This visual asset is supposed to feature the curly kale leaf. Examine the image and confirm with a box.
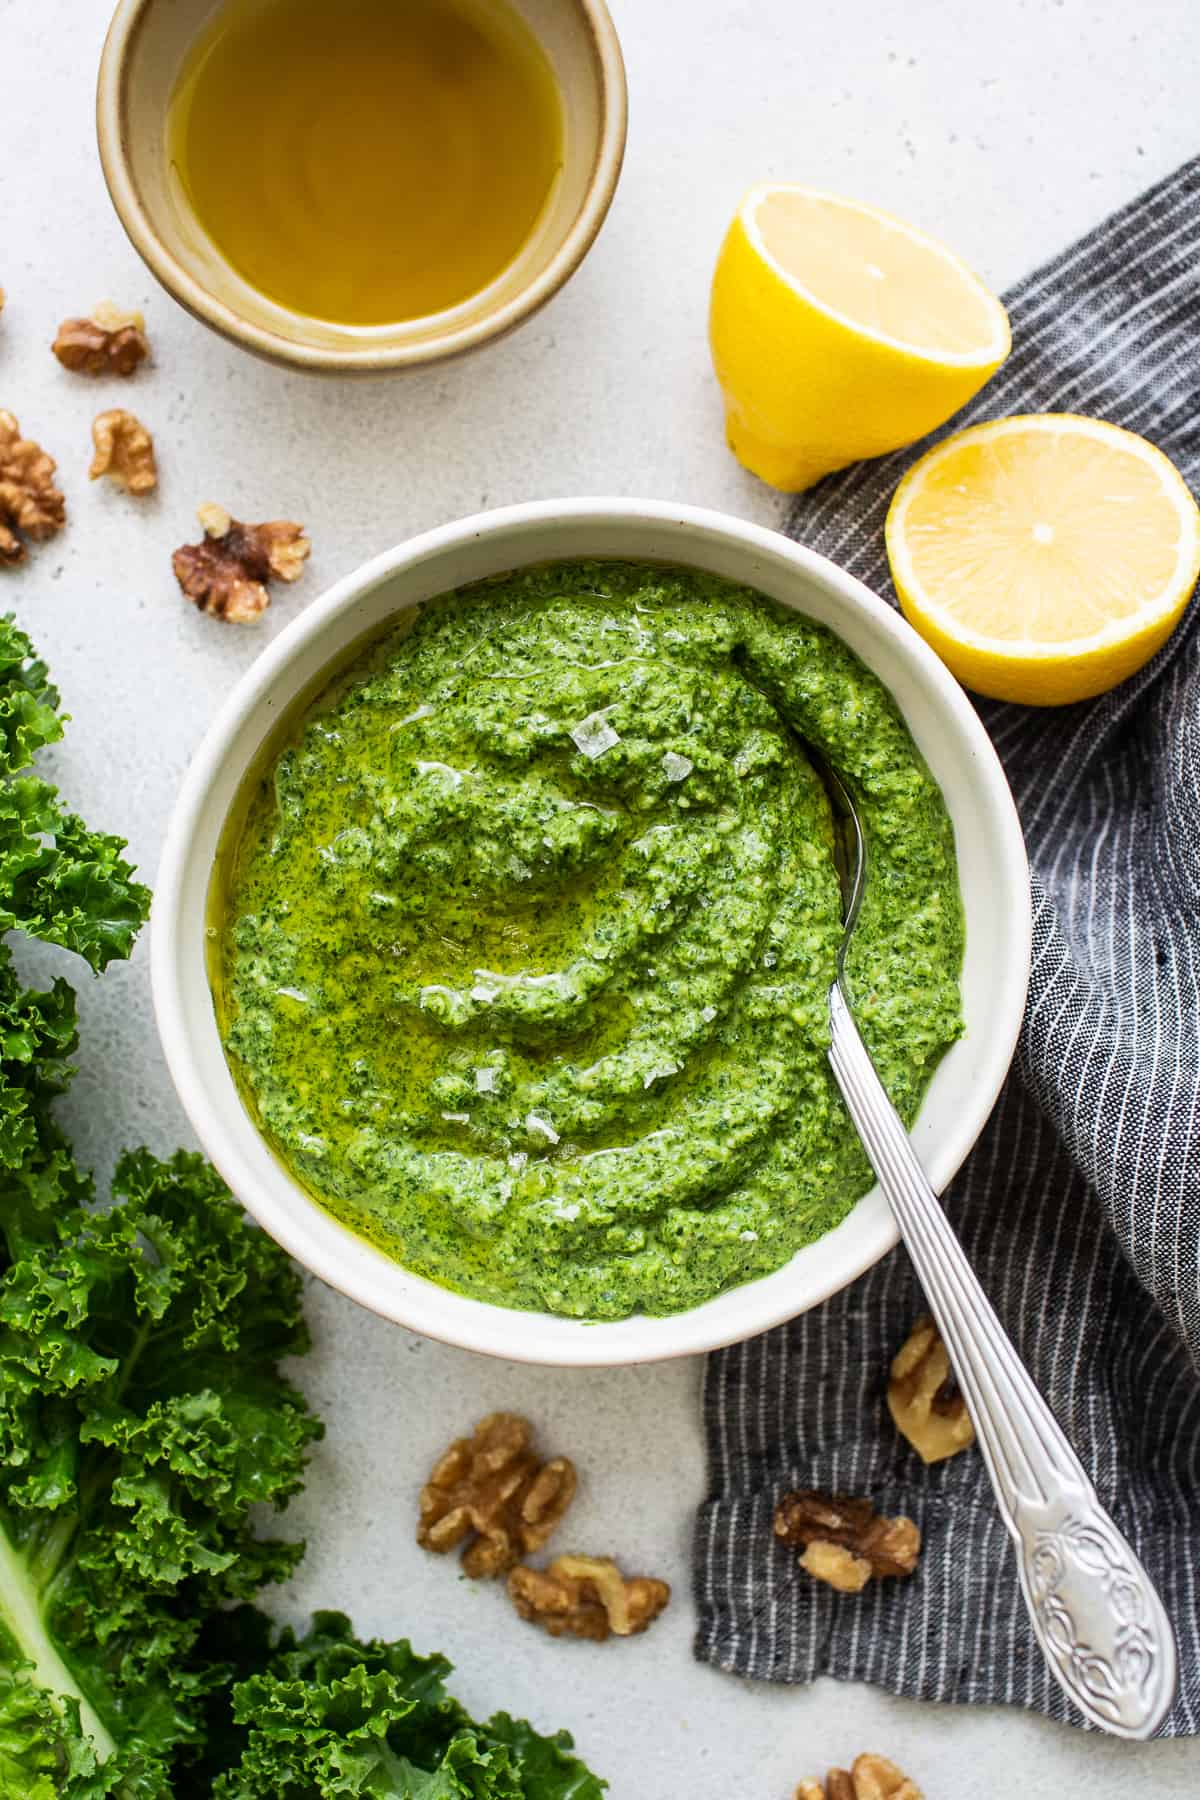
[0,615,601,1798]
[0,949,87,1225]
[0,1151,324,1797]
[0,612,151,1267]
[182,1611,605,1800]
[0,617,149,973]
[480,1717,606,1800]
[0,621,64,776]
[0,778,150,972]
[0,622,146,1219]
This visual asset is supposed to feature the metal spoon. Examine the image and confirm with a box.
[810,750,1177,1740]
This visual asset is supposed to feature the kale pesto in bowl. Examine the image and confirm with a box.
[154,500,1030,1364]
[215,560,963,1321]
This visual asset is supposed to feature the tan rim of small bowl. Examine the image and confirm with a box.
[96,0,627,373]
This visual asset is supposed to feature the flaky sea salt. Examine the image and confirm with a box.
[569,711,620,759]
[662,751,694,783]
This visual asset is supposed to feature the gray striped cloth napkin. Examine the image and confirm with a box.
[694,155,1200,1735]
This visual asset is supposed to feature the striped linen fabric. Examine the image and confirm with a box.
[694,155,1200,1734]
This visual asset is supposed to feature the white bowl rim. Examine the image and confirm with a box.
[151,497,1032,1366]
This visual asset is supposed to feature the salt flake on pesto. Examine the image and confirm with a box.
[569,709,620,759]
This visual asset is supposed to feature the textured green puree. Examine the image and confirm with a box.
[218,562,963,1319]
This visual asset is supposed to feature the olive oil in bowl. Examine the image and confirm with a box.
[167,0,564,327]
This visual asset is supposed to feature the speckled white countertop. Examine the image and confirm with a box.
[2,1,1198,1793]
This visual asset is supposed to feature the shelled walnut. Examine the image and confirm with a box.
[172,503,310,623]
[417,1411,576,1578]
[0,411,65,565]
[90,410,157,496]
[774,1490,920,1592]
[52,302,150,376]
[888,1315,974,1464]
[795,1540,874,1594]
[795,1753,923,1800]
[508,1554,670,1641]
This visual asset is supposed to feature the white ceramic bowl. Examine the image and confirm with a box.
[152,499,1031,1365]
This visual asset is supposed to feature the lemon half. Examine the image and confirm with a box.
[886,414,1200,706]
[709,185,1011,492]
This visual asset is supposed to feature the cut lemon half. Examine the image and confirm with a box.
[886,414,1200,706]
[709,185,1010,491]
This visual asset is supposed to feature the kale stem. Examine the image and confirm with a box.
[0,1511,117,1763]
[112,1314,152,1404]
[27,1511,78,1592]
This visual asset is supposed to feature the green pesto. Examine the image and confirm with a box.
[218,561,963,1319]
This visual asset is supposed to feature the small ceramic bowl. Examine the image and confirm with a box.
[152,500,1032,1366]
[97,0,627,372]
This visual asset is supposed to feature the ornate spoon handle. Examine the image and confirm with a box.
[828,983,1177,1739]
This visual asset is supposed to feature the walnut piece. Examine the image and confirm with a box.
[90,410,157,496]
[888,1314,975,1464]
[417,1411,576,1579]
[798,1540,872,1593]
[52,302,149,376]
[172,503,310,624]
[508,1554,670,1641]
[775,1490,920,1588]
[0,411,65,566]
[796,1754,923,1800]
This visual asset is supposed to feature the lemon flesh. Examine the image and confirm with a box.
[886,414,1200,706]
[709,185,1010,492]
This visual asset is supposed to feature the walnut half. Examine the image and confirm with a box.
[172,503,310,623]
[53,302,150,376]
[0,411,65,566]
[90,410,157,496]
[775,1489,920,1592]
[417,1411,576,1579]
[888,1315,974,1464]
[796,1754,923,1800]
[508,1554,670,1641]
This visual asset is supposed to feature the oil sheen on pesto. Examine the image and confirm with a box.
[219,562,964,1319]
